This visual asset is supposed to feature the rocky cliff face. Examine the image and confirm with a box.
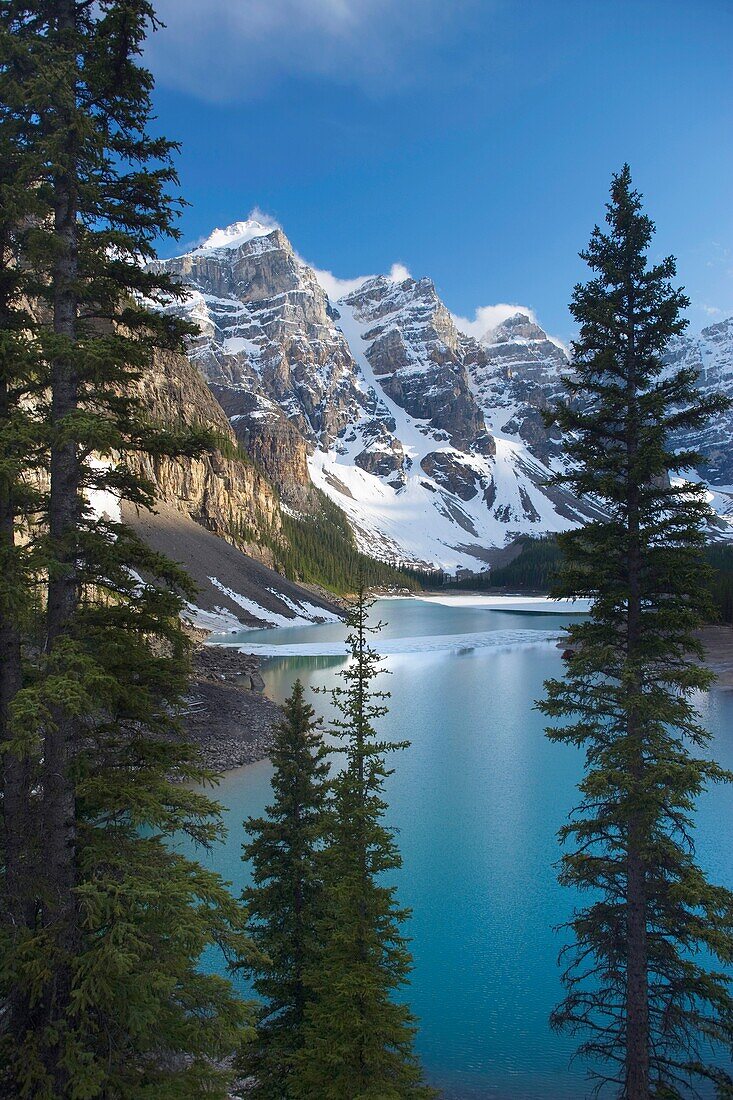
[131,346,282,565]
[341,275,492,453]
[150,218,733,571]
[208,383,313,507]
[467,312,569,464]
[153,221,364,449]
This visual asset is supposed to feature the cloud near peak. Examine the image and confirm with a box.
[312,262,411,300]
[147,0,468,102]
[451,303,538,340]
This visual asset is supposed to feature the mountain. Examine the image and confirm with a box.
[152,220,600,570]
[469,312,569,464]
[150,218,732,572]
[664,317,733,483]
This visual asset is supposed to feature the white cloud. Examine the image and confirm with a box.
[701,303,723,317]
[387,262,412,283]
[147,0,474,102]
[311,261,412,300]
[237,206,281,232]
[311,269,373,300]
[451,303,537,340]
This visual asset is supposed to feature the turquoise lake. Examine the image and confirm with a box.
[193,596,733,1099]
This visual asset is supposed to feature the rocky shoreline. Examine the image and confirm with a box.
[697,625,733,688]
[181,644,283,772]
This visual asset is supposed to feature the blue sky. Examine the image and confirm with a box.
[147,0,733,343]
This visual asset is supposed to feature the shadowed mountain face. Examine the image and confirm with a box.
[664,317,733,483]
[150,219,732,571]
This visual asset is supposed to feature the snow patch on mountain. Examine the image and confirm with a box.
[208,577,340,630]
[195,213,280,254]
[308,300,594,571]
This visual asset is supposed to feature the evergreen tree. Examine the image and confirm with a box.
[0,18,48,1045]
[0,4,254,1096]
[538,166,733,1098]
[240,679,330,1097]
[294,590,435,1099]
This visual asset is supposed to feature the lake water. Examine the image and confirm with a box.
[193,596,733,1099]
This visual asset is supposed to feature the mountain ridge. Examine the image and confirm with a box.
[151,219,733,572]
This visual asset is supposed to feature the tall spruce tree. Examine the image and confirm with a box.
[0,18,48,1042]
[0,5,254,1097]
[539,166,733,1098]
[294,591,435,1100]
[241,679,330,1097]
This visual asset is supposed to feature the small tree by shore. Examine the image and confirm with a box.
[240,679,330,1097]
[294,590,436,1100]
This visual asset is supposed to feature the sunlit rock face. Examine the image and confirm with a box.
[341,274,493,454]
[131,346,283,565]
[465,312,570,465]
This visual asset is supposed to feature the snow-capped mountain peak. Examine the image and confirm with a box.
[482,312,550,345]
[195,217,280,254]
[152,218,733,570]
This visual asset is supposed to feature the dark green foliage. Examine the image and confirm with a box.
[705,543,733,624]
[0,4,253,1096]
[447,535,562,591]
[0,7,50,1046]
[231,486,440,595]
[294,591,435,1099]
[490,536,562,590]
[449,537,733,625]
[279,490,417,592]
[240,680,330,1098]
[538,166,733,1098]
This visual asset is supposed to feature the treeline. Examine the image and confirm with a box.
[705,543,733,624]
[277,491,442,593]
[448,536,562,592]
[232,486,441,595]
[449,535,733,624]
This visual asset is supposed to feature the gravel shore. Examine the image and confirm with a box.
[181,645,282,772]
[698,625,733,689]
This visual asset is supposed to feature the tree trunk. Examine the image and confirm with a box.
[0,463,28,907]
[0,174,36,1036]
[44,203,80,901]
[626,568,650,1100]
[0,372,35,1028]
[626,814,649,1100]
[624,307,649,1100]
[41,8,81,1085]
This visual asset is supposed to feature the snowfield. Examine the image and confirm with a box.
[308,302,585,572]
